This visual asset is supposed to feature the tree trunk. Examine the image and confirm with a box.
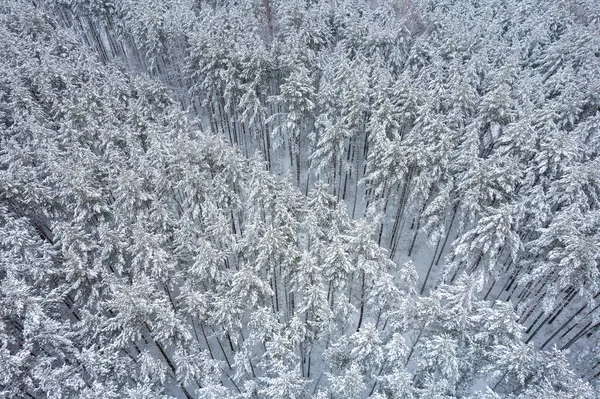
[408,199,429,257]
[263,0,273,36]
[435,203,458,266]
[420,237,441,295]
[356,271,366,331]
[296,133,301,188]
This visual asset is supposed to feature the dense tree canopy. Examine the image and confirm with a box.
[2,0,600,397]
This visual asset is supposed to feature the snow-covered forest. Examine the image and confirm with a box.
[1,0,600,397]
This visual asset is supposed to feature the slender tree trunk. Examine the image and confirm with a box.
[493,370,510,391]
[420,237,441,295]
[435,203,458,266]
[263,0,273,36]
[356,271,366,331]
[145,322,194,399]
[352,135,361,218]
[215,335,232,369]
[377,186,392,246]
[296,133,301,188]
[209,99,219,134]
[273,263,280,313]
[408,200,429,257]
[217,100,231,143]
[562,321,594,350]
[405,325,425,367]
[483,279,497,301]
[263,110,272,171]
[527,288,577,344]
[342,141,353,201]
[197,320,214,360]
[389,185,406,249]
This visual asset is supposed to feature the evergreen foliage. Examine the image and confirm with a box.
[2,0,600,397]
